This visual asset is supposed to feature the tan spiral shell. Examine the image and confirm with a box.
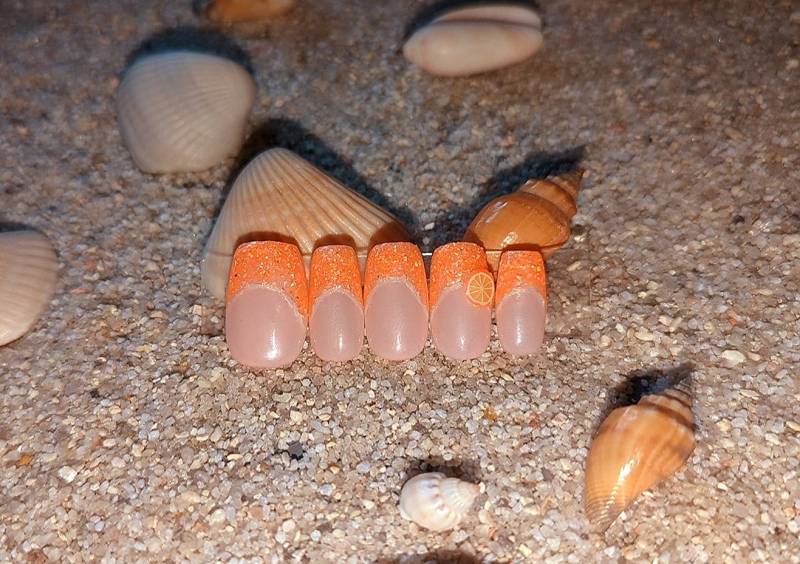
[0,230,59,346]
[398,472,482,532]
[465,170,583,271]
[201,148,410,299]
[116,51,256,173]
[584,380,695,531]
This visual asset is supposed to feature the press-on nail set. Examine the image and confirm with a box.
[201,148,582,368]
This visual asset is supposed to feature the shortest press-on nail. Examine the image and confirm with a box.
[495,250,547,356]
[364,242,429,361]
[429,242,493,360]
[309,245,364,362]
[225,241,308,368]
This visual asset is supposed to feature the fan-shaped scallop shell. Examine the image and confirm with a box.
[116,51,256,173]
[403,4,544,77]
[201,148,410,299]
[0,231,58,346]
[584,380,695,531]
[398,472,481,532]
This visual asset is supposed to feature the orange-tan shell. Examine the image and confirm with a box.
[204,0,295,23]
[201,148,410,299]
[584,380,695,531]
[465,170,583,271]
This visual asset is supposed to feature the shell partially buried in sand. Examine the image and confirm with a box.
[403,4,544,77]
[116,51,256,173]
[201,148,410,299]
[0,230,59,346]
[584,380,696,531]
[399,472,482,532]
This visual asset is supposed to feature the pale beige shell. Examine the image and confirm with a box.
[403,4,543,77]
[465,170,583,271]
[398,472,482,532]
[584,380,695,531]
[0,231,58,346]
[201,148,410,299]
[205,0,296,23]
[117,51,256,173]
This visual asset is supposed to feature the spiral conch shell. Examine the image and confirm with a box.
[398,472,482,532]
[403,4,544,77]
[0,230,58,346]
[465,170,583,271]
[116,51,256,173]
[584,380,695,531]
[201,148,410,299]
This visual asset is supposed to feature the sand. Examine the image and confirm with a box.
[1,0,799,561]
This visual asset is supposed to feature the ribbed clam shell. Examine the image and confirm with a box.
[117,51,256,173]
[0,231,58,346]
[584,380,695,531]
[403,4,543,77]
[398,472,481,532]
[201,148,410,299]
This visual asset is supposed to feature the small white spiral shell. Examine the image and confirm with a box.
[398,472,481,532]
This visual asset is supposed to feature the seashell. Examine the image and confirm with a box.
[584,380,695,531]
[117,51,256,173]
[202,148,410,299]
[465,170,583,271]
[403,4,544,77]
[398,472,482,532]
[204,0,296,23]
[0,230,59,346]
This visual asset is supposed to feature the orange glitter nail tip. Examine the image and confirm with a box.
[363,242,428,306]
[495,250,546,306]
[429,242,492,308]
[309,245,362,306]
[226,241,309,318]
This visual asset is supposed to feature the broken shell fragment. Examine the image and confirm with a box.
[403,4,543,77]
[204,0,296,23]
[399,472,482,532]
[466,170,583,271]
[584,380,695,531]
[202,148,410,299]
[117,51,256,173]
[0,230,58,346]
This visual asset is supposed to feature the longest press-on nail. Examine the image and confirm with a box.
[495,250,546,356]
[225,241,308,368]
[309,245,364,362]
[364,243,428,361]
[429,242,493,360]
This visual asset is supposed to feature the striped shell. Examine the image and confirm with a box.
[398,472,481,532]
[117,51,256,173]
[465,170,583,271]
[201,148,410,299]
[584,380,695,531]
[403,4,543,77]
[0,231,58,346]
